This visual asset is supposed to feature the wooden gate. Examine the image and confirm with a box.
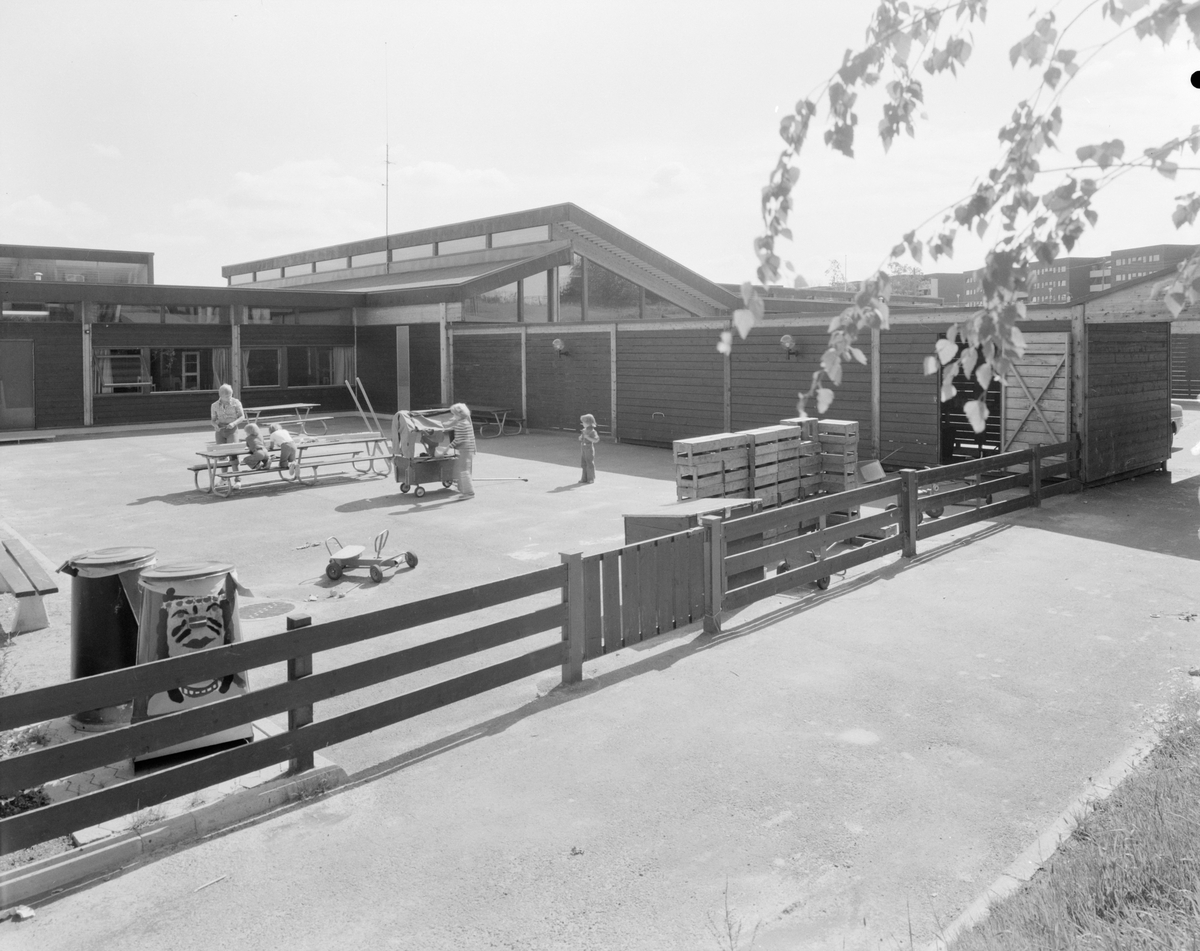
[1002,330,1071,452]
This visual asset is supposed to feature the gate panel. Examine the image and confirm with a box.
[1003,331,1070,451]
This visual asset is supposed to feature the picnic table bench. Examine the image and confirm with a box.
[417,405,525,438]
[0,537,58,633]
[190,432,392,498]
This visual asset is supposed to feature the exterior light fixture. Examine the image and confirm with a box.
[780,334,798,359]
[552,338,569,357]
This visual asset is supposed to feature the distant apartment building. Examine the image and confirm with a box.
[963,269,983,306]
[1025,257,1101,305]
[1111,244,1196,286]
[917,272,965,305]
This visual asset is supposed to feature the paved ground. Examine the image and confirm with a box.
[2,413,1199,949]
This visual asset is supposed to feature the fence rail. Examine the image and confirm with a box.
[0,436,1079,856]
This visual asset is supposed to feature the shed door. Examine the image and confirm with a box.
[1002,331,1070,451]
[0,339,34,431]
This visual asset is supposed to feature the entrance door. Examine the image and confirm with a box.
[1001,331,1070,452]
[938,340,1002,464]
[0,340,34,431]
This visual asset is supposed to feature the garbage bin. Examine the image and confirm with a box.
[131,561,253,762]
[58,546,157,730]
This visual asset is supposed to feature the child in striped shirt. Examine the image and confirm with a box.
[449,403,476,498]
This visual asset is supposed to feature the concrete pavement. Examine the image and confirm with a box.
[2,413,1199,949]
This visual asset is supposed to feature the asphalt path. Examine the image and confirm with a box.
[2,412,1199,949]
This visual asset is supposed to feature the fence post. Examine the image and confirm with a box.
[286,613,314,775]
[899,469,919,559]
[560,552,585,685]
[1030,445,1042,507]
[701,515,725,634]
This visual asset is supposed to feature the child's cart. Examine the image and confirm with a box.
[391,409,458,498]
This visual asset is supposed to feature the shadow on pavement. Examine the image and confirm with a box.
[475,431,675,482]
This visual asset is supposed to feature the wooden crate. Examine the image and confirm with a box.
[821,451,859,470]
[817,419,859,437]
[743,424,804,444]
[673,432,745,462]
[777,479,800,503]
[780,417,820,440]
[817,432,858,449]
[798,439,820,456]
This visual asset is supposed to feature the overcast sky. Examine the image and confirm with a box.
[1,0,1195,288]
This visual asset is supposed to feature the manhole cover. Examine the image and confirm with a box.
[238,600,295,620]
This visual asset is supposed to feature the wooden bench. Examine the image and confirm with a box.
[190,451,366,497]
[191,433,391,497]
[251,414,335,436]
[0,538,59,634]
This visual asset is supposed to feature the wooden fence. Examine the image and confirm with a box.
[0,566,570,855]
[709,437,1080,620]
[0,436,1079,855]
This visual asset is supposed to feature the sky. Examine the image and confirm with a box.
[1,0,1197,289]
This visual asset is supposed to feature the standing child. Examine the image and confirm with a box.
[448,403,476,498]
[242,422,269,471]
[579,414,599,484]
[268,423,298,476]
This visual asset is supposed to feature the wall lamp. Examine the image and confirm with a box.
[780,334,798,359]
[552,338,570,357]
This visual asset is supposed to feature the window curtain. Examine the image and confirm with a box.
[94,349,114,395]
[212,348,230,387]
[331,347,354,385]
[139,350,150,389]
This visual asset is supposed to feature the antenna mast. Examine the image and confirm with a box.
[384,43,390,272]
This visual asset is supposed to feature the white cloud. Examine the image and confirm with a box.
[90,143,122,159]
[0,194,109,244]
[643,162,702,201]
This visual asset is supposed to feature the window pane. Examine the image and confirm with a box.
[522,272,549,322]
[1,300,76,322]
[463,282,518,321]
[286,346,354,385]
[230,271,255,285]
[94,348,149,394]
[87,303,162,323]
[438,235,486,255]
[246,307,296,324]
[164,305,226,324]
[491,226,550,248]
[243,349,279,387]
[352,250,387,268]
[315,257,346,273]
[557,254,583,322]
[586,261,641,321]
[391,244,434,262]
[644,291,691,320]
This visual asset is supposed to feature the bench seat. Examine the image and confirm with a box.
[191,447,388,497]
[0,538,59,634]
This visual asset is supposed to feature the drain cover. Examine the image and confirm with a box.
[238,600,295,620]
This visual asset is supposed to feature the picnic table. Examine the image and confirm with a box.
[243,402,331,435]
[417,404,523,438]
[0,537,58,633]
[192,432,392,498]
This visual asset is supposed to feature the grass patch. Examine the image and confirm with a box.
[950,692,1200,950]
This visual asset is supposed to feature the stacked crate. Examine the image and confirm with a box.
[741,424,804,506]
[780,417,834,498]
[817,419,860,493]
[673,433,751,501]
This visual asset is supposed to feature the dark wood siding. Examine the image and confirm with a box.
[730,326,871,436]
[355,326,398,414]
[90,324,232,425]
[451,332,523,411]
[239,325,357,412]
[616,328,723,446]
[879,326,938,468]
[1171,332,1200,400]
[1084,322,1171,483]
[526,331,611,432]
[0,322,84,429]
[409,324,442,410]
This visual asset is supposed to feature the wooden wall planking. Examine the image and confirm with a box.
[878,326,938,467]
[451,333,523,410]
[408,324,443,409]
[355,325,399,414]
[616,329,724,445]
[526,330,612,431]
[1084,322,1171,482]
[1,323,85,429]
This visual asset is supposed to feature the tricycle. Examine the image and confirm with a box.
[324,530,417,583]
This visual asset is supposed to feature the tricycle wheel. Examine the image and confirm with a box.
[442,480,453,488]
[369,566,384,584]
[817,575,831,590]
[414,486,426,498]
[326,563,342,581]
[399,484,410,493]
[405,551,418,569]
[927,506,944,519]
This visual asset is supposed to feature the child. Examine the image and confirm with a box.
[242,422,269,471]
[579,414,599,484]
[268,423,298,475]
[448,403,476,498]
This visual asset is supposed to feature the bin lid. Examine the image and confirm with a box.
[61,546,157,576]
[139,561,234,585]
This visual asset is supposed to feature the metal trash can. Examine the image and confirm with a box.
[58,546,157,731]
[131,561,253,762]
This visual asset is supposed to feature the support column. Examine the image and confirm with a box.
[610,325,617,438]
[1070,303,1087,483]
[547,268,559,323]
[722,320,732,433]
[871,325,881,459]
[581,258,589,322]
[396,325,411,411]
[80,301,93,426]
[516,279,524,323]
[230,309,243,397]
[439,304,450,405]
[520,326,528,424]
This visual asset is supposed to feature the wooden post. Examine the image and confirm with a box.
[560,552,585,684]
[899,469,919,558]
[1030,445,1042,507]
[286,613,314,774]
[870,325,881,459]
[723,327,732,434]
[701,515,725,634]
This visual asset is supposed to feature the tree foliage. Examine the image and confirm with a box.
[739,0,1200,428]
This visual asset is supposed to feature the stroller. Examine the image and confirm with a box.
[391,409,458,498]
